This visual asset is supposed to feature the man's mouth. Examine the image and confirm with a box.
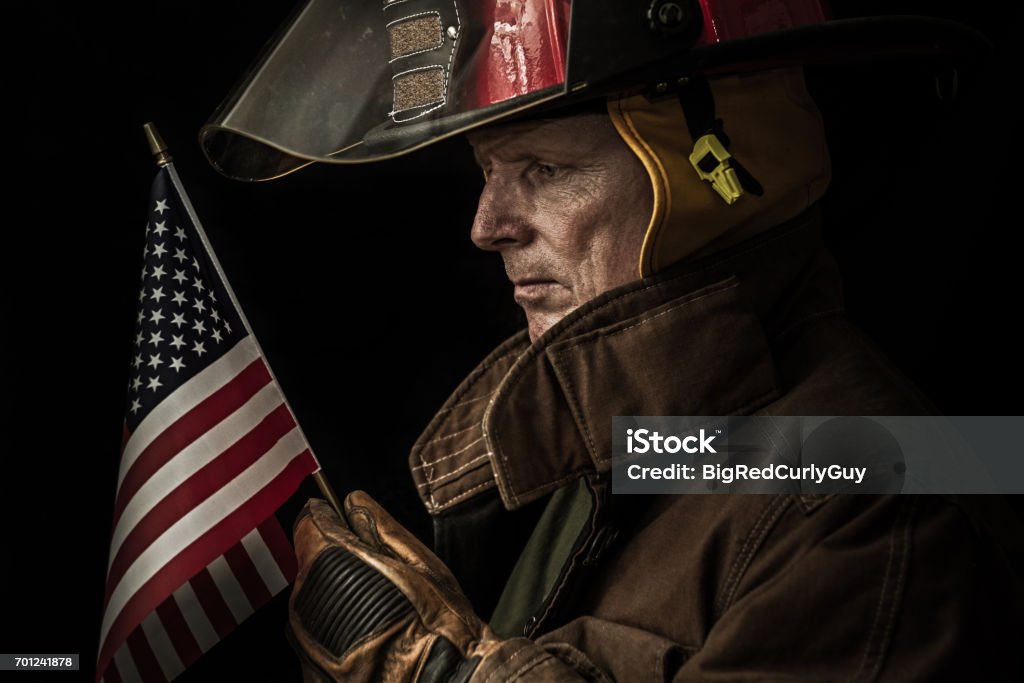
[512,278,560,304]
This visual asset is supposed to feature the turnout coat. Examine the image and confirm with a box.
[407,207,1022,681]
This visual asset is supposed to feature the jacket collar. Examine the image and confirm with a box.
[410,206,839,513]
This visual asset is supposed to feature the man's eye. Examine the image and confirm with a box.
[533,162,559,178]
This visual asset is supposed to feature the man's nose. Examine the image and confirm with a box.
[470,177,531,252]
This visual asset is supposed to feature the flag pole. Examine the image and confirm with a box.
[143,122,173,167]
[141,122,345,518]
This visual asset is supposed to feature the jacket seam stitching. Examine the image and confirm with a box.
[415,442,486,471]
[422,424,480,445]
[508,654,554,679]
[715,495,793,618]
[417,452,490,487]
[481,648,551,683]
[541,642,614,683]
[796,492,835,514]
[853,496,916,682]
[432,394,490,415]
[413,436,485,470]
[490,426,517,506]
[431,478,496,511]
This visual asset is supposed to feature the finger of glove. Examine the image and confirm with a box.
[344,491,460,584]
[294,498,361,576]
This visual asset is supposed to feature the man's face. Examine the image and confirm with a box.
[468,113,653,341]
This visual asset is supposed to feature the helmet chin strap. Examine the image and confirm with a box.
[676,75,764,205]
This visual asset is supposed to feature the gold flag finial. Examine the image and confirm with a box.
[143,122,173,167]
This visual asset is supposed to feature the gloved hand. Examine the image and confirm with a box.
[287,494,523,682]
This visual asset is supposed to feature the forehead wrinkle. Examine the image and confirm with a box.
[468,115,610,166]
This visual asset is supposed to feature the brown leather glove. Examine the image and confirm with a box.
[288,494,558,682]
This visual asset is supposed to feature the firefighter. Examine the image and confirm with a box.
[202,2,1019,679]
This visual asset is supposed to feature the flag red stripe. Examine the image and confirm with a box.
[156,594,203,667]
[188,569,237,640]
[104,404,295,603]
[97,451,317,678]
[258,515,297,582]
[126,627,167,683]
[113,359,271,525]
[224,543,273,609]
[103,659,123,683]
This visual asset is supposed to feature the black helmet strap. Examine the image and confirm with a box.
[676,75,764,199]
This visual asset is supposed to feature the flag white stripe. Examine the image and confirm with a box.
[113,642,142,683]
[100,427,307,648]
[118,337,261,487]
[108,382,286,567]
[172,582,219,653]
[140,612,185,681]
[241,528,289,595]
[208,556,255,623]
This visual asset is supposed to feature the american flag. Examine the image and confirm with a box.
[96,165,320,683]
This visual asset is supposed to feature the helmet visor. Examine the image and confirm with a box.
[201,0,571,180]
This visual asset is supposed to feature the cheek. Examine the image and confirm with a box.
[576,184,649,293]
[581,228,638,295]
[537,203,627,301]
[530,190,596,255]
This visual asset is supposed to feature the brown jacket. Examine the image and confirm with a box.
[408,207,1023,681]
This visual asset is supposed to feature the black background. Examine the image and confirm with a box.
[4,1,1022,681]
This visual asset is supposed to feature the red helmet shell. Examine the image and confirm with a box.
[469,0,828,109]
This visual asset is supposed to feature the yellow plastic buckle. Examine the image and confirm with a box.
[689,133,744,205]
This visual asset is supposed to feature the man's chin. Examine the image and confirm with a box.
[527,321,546,343]
[525,309,570,343]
